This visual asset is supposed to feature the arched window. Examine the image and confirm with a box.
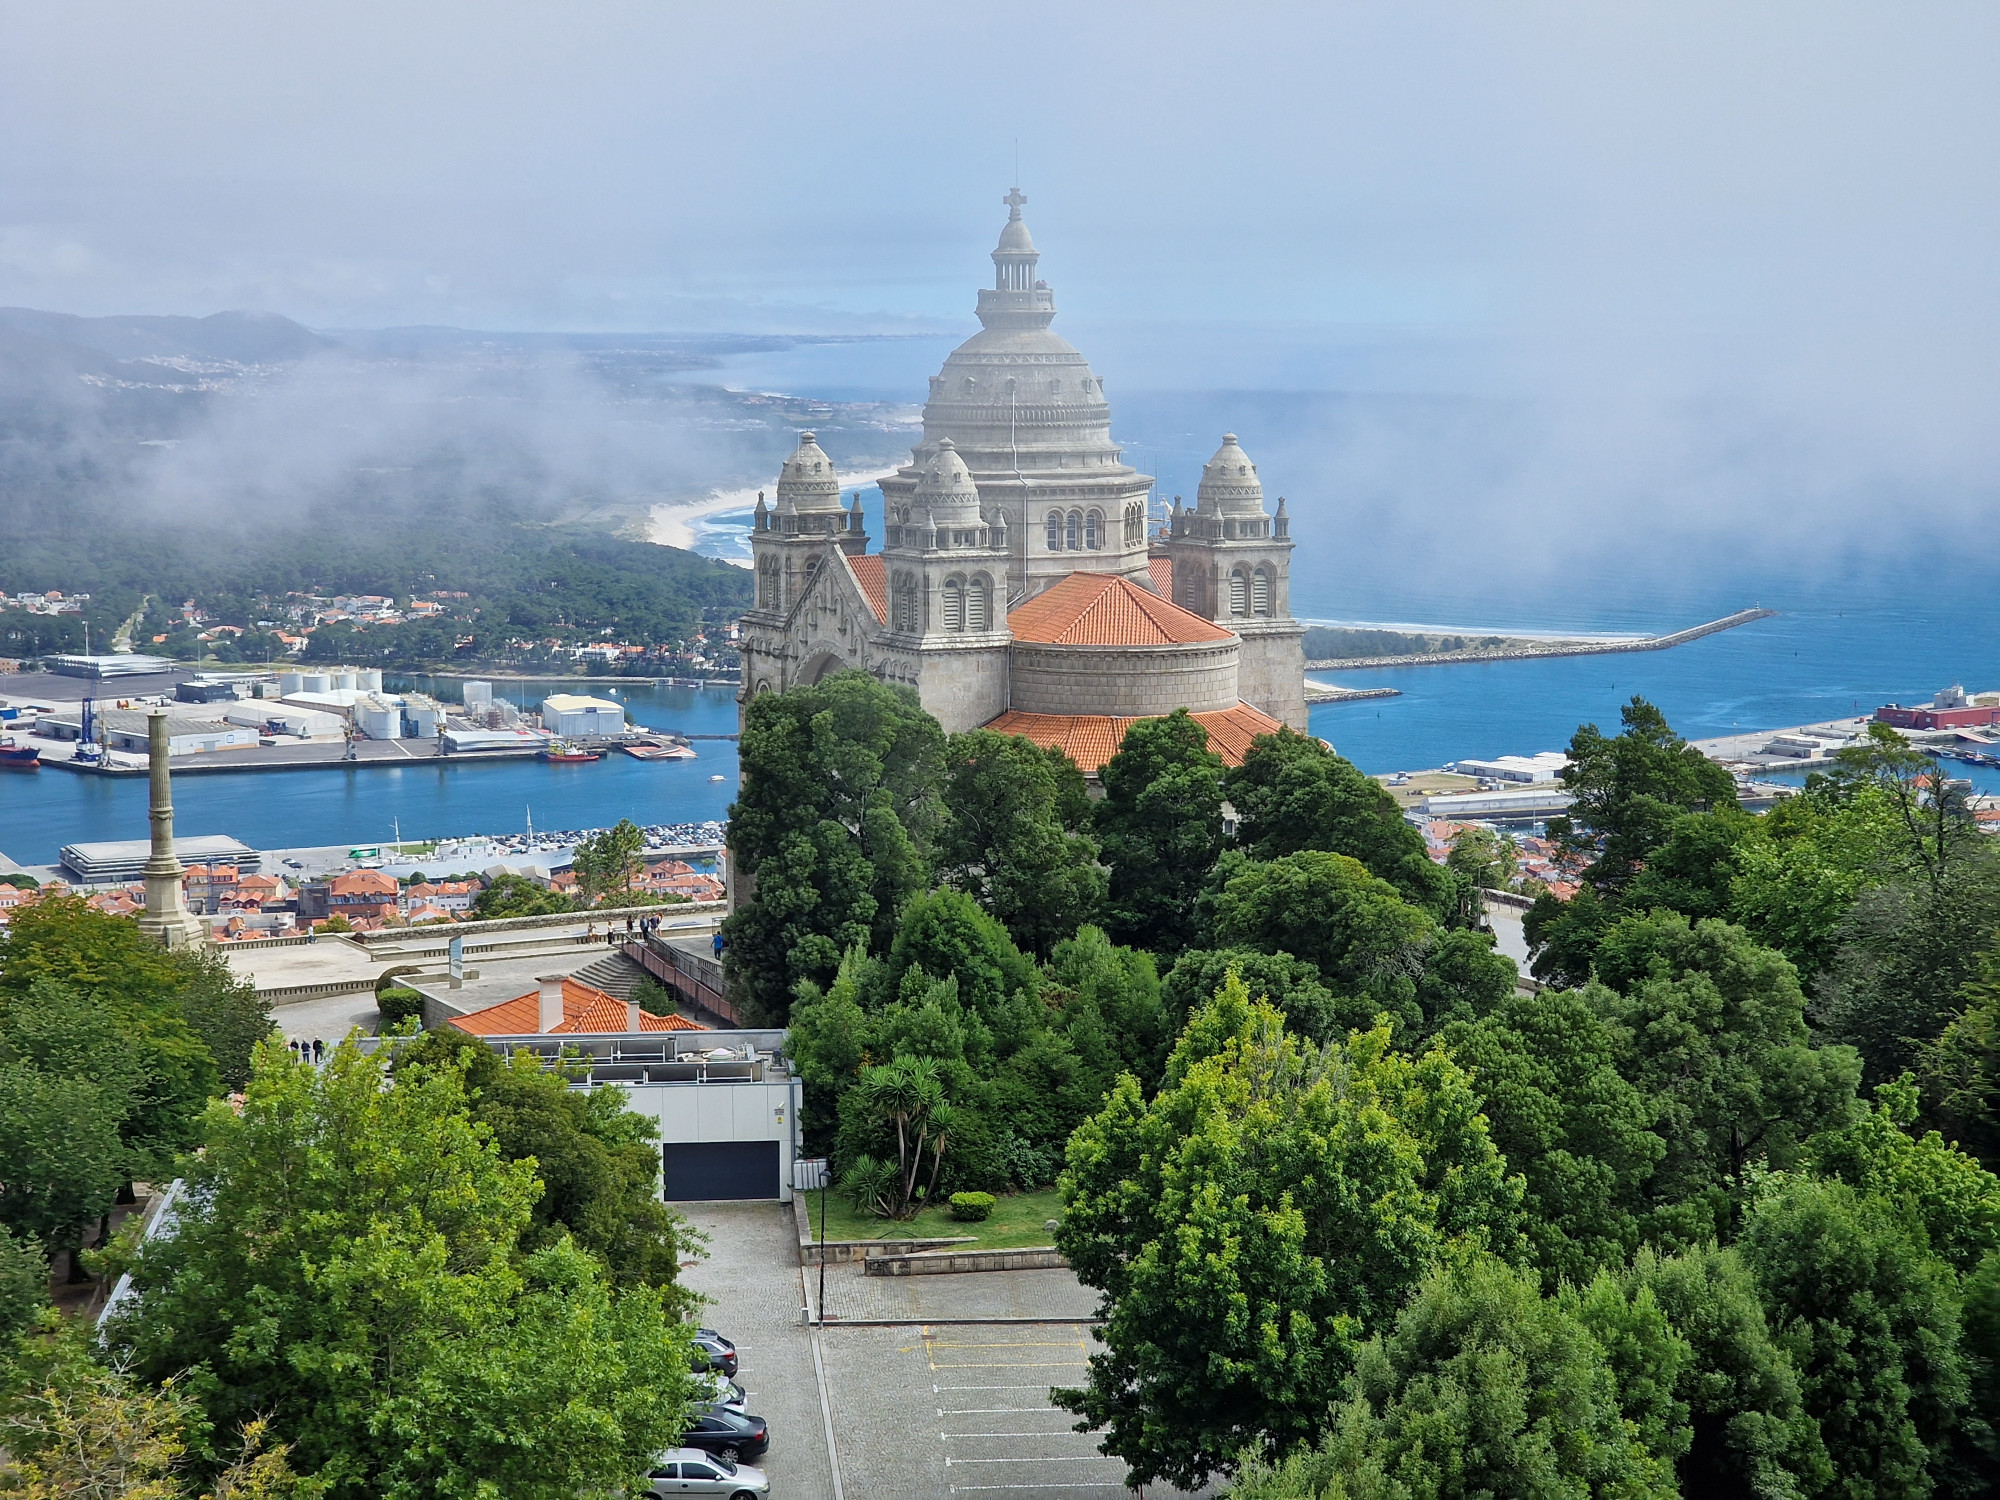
[1084,510,1101,549]
[757,556,779,610]
[1065,511,1081,550]
[1179,570,1198,609]
[894,574,920,633]
[942,577,965,633]
[967,576,990,631]
[1252,568,1272,617]
[1046,513,1062,551]
[1229,569,1249,618]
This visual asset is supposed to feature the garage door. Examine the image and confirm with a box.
[662,1140,780,1201]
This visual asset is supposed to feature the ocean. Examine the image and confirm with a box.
[5,334,1995,864]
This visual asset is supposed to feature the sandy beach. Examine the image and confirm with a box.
[648,466,904,555]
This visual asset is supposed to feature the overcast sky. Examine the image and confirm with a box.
[6,1,1998,573]
[3,1,1995,338]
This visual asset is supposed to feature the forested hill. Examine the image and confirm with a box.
[0,309,915,659]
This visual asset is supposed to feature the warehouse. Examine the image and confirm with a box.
[539,693,625,737]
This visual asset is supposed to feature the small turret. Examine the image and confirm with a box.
[774,431,845,529]
[753,491,769,533]
[1197,433,1267,519]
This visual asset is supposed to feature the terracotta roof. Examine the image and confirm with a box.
[329,869,399,896]
[1008,572,1233,647]
[984,701,1284,774]
[448,975,709,1037]
[1147,554,1174,597]
[846,554,889,623]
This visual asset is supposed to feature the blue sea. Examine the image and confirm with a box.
[5,334,1996,865]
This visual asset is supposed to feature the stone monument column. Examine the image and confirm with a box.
[135,711,202,948]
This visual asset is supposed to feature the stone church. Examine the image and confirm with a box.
[737,190,1307,774]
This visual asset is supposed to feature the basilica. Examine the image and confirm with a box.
[737,191,1307,774]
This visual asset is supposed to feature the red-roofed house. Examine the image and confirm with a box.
[449,974,708,1037]
[732,197,1308,753]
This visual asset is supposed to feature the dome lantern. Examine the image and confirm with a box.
[774,430,844,517]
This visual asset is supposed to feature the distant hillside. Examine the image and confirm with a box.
[0,306,330,364]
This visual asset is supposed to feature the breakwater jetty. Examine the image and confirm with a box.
[1306,607,1776,672]
[1304,682,1402,705]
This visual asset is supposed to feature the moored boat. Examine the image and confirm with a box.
[538,741,603,764]
[0,735,39,770]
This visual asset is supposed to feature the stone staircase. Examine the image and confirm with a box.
[570,952,649,1000]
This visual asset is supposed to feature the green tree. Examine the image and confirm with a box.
[1548,695,1738,894]
[1802,1075,2000,1274]
[1054,978,1523,1488]
[1205,850,1437,1036]
[0,1057,127,1275]
[1224,727,1458,918]
[1821,840,2000,1085]
[570,818,645,906]
[470,873,575,920]
[1447,823,1518,924]
[1590,910,1861,1242]
[171,951,274,1094]
[1093,709,1224,955]
[937,729,1105,957]
[1742,1175,1968,1498]
[1523,882,1618,989]
[840,1055,954,1218]
[394,1028,697,1296]
[103,1039,699,1499]
[723,670,945,1021]
[0,1225,47,1345]
[1729,782,1902,977]
[1230,1255,1680,1500]
[1441,986,1663,1287]
[1161,947,1352,1045]
[1923,943,2000,1171]
[1041,925,1169,1094]
[1620,1244,1831,1498]
[1623,805,1762,922]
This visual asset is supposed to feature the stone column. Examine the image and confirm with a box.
[136,712,201,948]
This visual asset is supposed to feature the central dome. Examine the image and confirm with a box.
[880,190,1157,600]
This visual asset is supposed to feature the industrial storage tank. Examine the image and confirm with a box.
[402,695,442,738]
[353,697,402,740]
[301,673,331,694]
[332,670,357,691]
[357,669,383,692]
[280,672,305,695]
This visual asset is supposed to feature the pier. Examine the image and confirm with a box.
[1306,607,1777,672]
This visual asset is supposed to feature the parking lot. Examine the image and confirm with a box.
[682,1202,1213,1497]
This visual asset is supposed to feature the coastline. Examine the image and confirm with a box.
[647,466,904,557]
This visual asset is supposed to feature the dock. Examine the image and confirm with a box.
[1306,607,1777,672]
[1304,681,1402,705]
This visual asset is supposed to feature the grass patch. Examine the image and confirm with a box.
[804,1187,1064,1251]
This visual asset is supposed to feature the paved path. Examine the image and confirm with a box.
[678,1202,840,1499]
[816,1261,1100,1324]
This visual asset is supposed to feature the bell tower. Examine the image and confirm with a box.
[1160,433,1306,729]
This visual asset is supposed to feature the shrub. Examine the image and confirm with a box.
[375,964,425,996]
[376,987,425,1027]
[949,1191,996,1222]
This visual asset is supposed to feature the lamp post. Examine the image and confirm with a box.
[818,1156,829,1326]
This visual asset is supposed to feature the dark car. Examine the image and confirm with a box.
[689,1328,738,1377]
[680,1406,768,1464]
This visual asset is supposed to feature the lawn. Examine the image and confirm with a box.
[803,1186,1065,1251]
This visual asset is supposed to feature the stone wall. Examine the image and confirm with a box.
[914,642,1013,733]
[1009,640,1240,716]
[1234,620,1308,730]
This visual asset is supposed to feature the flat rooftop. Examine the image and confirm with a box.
[61,835,260,880]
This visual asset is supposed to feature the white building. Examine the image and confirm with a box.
[540,694,625,737]
[1453,752,1570,784]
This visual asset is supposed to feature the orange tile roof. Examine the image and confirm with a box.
[329,869,399,896]
[846,554,889,623]
[448,975,709,1037]
[1147,554,1174,597]
[1008,571,1233,647]
[984,701,1284,774]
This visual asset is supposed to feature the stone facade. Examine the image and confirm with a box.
[738,191,1309,749]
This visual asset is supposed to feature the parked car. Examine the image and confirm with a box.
[704,1372,748,1410]
[689,1328,738,1377]
[679,1407,769,1464]
[644,1447,769,1497]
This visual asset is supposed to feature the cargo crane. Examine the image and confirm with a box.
[73,695,104,766]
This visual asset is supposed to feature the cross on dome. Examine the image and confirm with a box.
[1004,186,1027,219]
